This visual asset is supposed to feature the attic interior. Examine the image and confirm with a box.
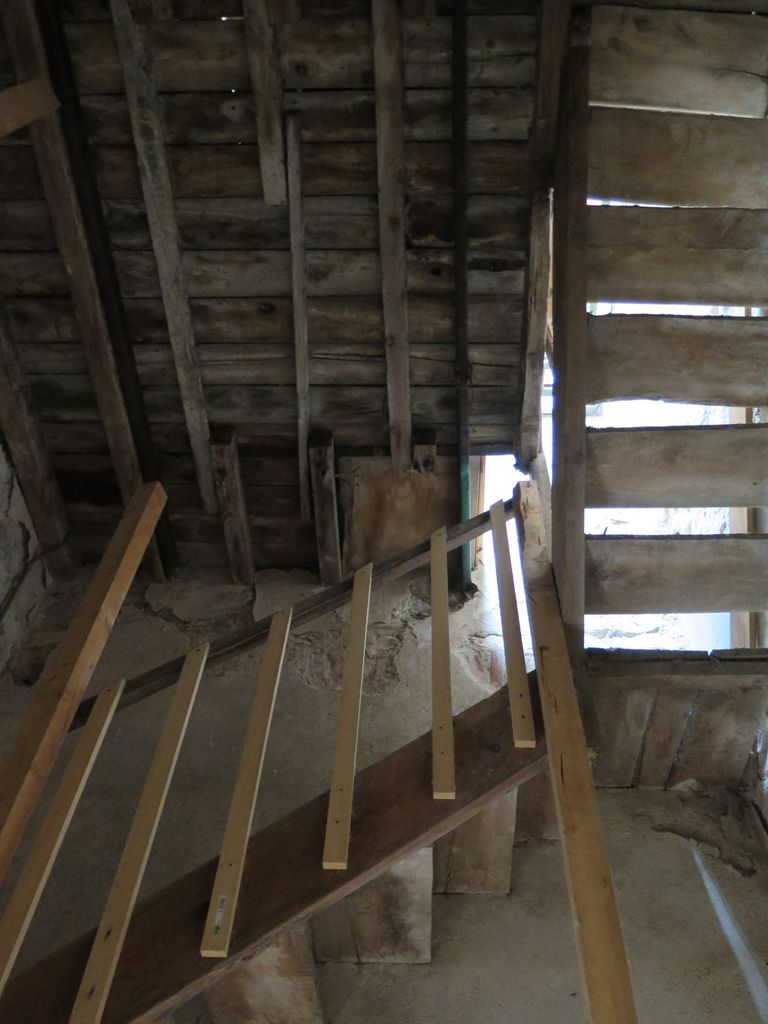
[2,0,768,1021]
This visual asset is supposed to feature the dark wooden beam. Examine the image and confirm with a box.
[518,189,552,467]
[109,0,216,515]
[0,306,76,576]
[0,686,546,1024]
[0,76,58,138]
[309,432,342,586]
[243,0,287,205]
[72,497,521,729]
[530,0,572,185]
[373,0,411,471]
[1,0,175,576]
[585,647,768,692]
[210,428,254,586]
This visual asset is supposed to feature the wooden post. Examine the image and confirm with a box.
[0,0,174,575]
[110,0,216,515]
[243,0,287,206]
[430,526,455,799]
[0,308,76,575]
[372,0,411,470]
[551,44,589,658]
[313,848,432,963]
[286,114,311,519]
[210,428,254,587]
[205,926,322,1024]
[323,563,373,870]
[519,190,553,466]
[68,645,208,1024]
[309,433,342,586]
[0,482,166,889]
[515,480,639,1024]
[201,609,292,958]
[0,77,58,138]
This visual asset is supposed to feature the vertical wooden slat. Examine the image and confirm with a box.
[490,501,536,749]
[0,308,76,575]
[530,0,572,184]
[0,681,124,996]
[519,189,553,466]
[286,114,311,520]
[0,76,58,137]
[430,526,455,800]
[201,608,292,958]
[1,0,173,575]
[210,427,254,587]
[323,563,373,870]
[109,0,216,515]
[0,482,167,890]
[68,644,208,1024]
[515,480,639,1024]
[372,0,411,471]
[243,0,287,206]
[309,432,342,586]
[552,44,589,658]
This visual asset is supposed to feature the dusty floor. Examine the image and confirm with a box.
[2,571,768,1022]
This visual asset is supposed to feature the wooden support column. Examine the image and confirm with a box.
[431,526,455,799]
[515,480,639,1024]
[313,848,432,963]
[433,791,517,895]
[286,114,311,519]
[0,0,174,575]
[0,308,76,575]
[309,433,342,586]
[452,0,471,584]
[243,0,287,206]
[109,0,216,515]
[519,190,553,467]
[205,926,322,1024]
[551,44,589,658]
[210,428,254,587]
[0,482,166,890]
[0,76,58,138]
[372,0,411,471]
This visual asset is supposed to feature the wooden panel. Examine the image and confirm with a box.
[210,427,254,585]
[430,526,455,799]
[636,691,692,789]
[586,424,768,508]
[0,76,57,138]
[313,848,432,963]
[0,681,123,995]
[243,0,286,205]
[590,6,768,117]
[518,189,551,465]
[201,610,291,958]
[586,314,768,406]
[0,686,546,1024]
[0,482,166,888]
[585,536,768,613]
[587,684,653,788]
[309,435,342,585]
[589,107,768,209]
[515,480,639,1024]
[433,789,517,894]
[68,644,207,1024]
[323,563,373,870]
[587,206,768,306]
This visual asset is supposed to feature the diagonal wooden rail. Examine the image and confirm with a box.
[0,686,547,1024]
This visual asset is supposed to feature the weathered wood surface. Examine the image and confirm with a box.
[0,482,166,889]
[587,207,768,307]
[584,648,768,692]
[518,188,551,466]
[0,686,547,1024]
[516,480,639,1024]
[589,107,768,209]
[433,789,517,894]
[586,424,768,508]
[309,435,342,585]
[588,685,653,788]
[205,926,322,1024]
[60,0,539,16]
[243,0,286,206]
[586,536,768,614]
[586,314,768,406]
[590,6,768,117]
[210,428,254,585]
[0,75,57,138]
[313,848,432,963]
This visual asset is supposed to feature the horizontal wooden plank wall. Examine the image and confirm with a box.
[585,536,768,614]
[586,425,768,508]
[0,6,533,571]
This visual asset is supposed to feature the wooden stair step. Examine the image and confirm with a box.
[586,424,768,508]
[586,314,768,406]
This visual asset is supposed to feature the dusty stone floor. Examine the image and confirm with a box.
[3,570,768,1023]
